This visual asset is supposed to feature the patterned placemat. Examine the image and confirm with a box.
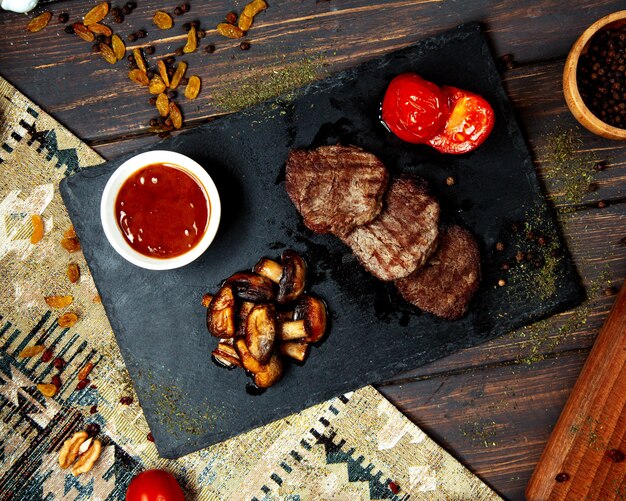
[0,75,501,500]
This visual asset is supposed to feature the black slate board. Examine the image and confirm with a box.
[60,24,584,459]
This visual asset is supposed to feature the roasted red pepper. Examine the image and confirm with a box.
[381,73,495,154]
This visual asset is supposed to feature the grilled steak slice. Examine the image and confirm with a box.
[395,225,481,320]
[341,176,440,281]
[285,145,388,237]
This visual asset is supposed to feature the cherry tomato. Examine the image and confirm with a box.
[427,86,495,154]
[381,73,449,144]
[126,469,185,501]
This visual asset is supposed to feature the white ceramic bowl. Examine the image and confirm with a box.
[100,150,221,270]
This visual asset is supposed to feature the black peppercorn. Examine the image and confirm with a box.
[555,473,569,483]
[174,7,183,16]
[58,13,69,24]
[181,3,190,12]
[167,90,177,99]
[182,22,191,32]
[122,6,131,15]
[92,43,101,53]
[593,160,608,171]
[137,29,147,38]
[127,54,135,62]
[180,76,189,85]
[126,2,137,10]
[64,25,75,34]
[205,44,216,54]
[149,118,158,127]
[197,29,206,39]
[111,7,121,17]
[127,33,137,42]
[113,15,124,24]
[607,449,625,462]
[240,41,251,50]
[165,56,175,65]
[190,20,199,28]
[85,423,101,437]
[149,97,157,106]
[598,200,607,208]
[145,46,155,55]
[175,47,184,56]
[146,70,155,79]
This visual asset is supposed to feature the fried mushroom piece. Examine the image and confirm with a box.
[234,337,265,373]
[278,295,327,342]
[237,301,255,337]
[226,272,275,302]
[212,341,241,368]
[206,285,236,338]
[279,341,309,362]
[253,355,282,388]
[245,304,276,364]
[254,250,306,304]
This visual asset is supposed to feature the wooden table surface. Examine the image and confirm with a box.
[2,1,625,499]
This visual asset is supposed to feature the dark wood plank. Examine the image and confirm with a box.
[1,0,625,141]
[377,351,588,500]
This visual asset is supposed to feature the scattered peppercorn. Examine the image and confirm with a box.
[587,182,599,192]
[91,43,101,53]
[445,176,455,186]
[58,13,69,24]
[90,405,98,414]
[149,118,158,127]
[120,396,134,405]
[620,236,626,246]
[76,379,90,390]
[147,432,155,442]
[526,230,535,241]
[510,222,521,233]
[180,76,189,85]
[501,262,510,271]
[205,44,216,54]
[167,67,174,76]
[167,90,177,99]
[113,14,124,23]
[593,160,608,171]
[190,20,199,28]
[555,473,570,482]
[603,286,617,296]
[127,54,135,62]
[607,449,625,462]
[500,53,515,70]
[165,56,175,65]
[598,200,607,208]
[240,41,251,50]
[515,251,525,262]
[225,12,237,24]
[136,29,147,38]
[181,3,190,13]
[41,349,53,362]
[122,6,131,15]
[64,25,74,34]
[126,1,137,10]
[146,70,155,79]
[95,34,106,43]
[127,33,137,42]
[175,47,184,56]
[197,29,206,39]
[182,22,191,32]
[53,357,66,370]
[498,279,506,287]
[111,7,121,17]
[495,242,505,251]
[51,375,61,388]
[537,236,547,246]
[85,423,100,437]
[145,45,155,55]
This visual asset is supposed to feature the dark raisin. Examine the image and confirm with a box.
[41,349,53,362]
[146,70,155,79]
[127,54,135,62]
[225,12,237,24]
[53,357,66,370]
[607,449,625,462]
[147,432,155,442]
[76,378,90,390]
[90,405,98,414]
[85,422,100,437]
[205,44,215,54]
[149,97,157,106]
[111,7,121,17]
[51,375,62,388]
[95,34,106,43]
[120,396,134,405]
[240,41,251,50]
[58,13,69,24]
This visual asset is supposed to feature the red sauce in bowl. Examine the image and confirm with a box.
[115,163,209,258]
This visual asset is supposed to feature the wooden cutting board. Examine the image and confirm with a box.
[526,281,626,500]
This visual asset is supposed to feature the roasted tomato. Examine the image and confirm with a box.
[126,469,185,501]
[427,86,495,154]
[381,73,449,144]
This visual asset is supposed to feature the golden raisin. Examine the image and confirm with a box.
[73,23,95,42]
[64,226,76,238]
[149,75,167,95]
[88,23,112,36]
[157,60,170,87]
[77,362,94,381]
[99,43,117,64]
[185,75,201,100]
[84,2,109,26]
[45,295,74,308]
[128,69,149,86]
[169,61,187,89]
[153,11,173,30]
[201,293,213,307]
[37,383,58,397]
[26,11,52,33]
[19,345,45,358]
[111,35,125,61]
[67,263,80,284]
[238,0,267,32]
[58,312,79,328]
[169,103,183,129]
[156,93,169,117]
[30,214,44,244]
[61,237,81,253]
[217,23,244,39]
[183,26,197,53]
[133,48,147,72]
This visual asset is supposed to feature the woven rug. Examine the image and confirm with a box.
[0,75,501,500]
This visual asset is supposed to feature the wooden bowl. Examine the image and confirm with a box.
[563,10,626,140]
